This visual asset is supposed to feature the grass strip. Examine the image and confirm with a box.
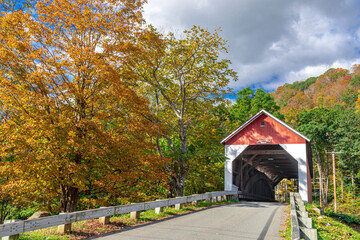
[306,204,360,240]
[279,205,291,240]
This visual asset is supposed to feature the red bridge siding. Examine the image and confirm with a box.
[226,115,306,145]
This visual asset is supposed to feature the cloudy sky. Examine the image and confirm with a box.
[143,0,360,92]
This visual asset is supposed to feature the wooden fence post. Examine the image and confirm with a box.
[130,211,140,219]
[175,197,183,210]
[99,207,110,225]
[155,200,164,214]
[205,192,213,204]
[130,203,141,219]
[192,200,199,206]
[58,213,71,234]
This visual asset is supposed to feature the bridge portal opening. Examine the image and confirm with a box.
[221,110,313,203]
[232,144,298,200]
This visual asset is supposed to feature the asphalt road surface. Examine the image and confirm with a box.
[93,201,286,240]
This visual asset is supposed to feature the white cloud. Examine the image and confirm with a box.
[286,65,329,83]
[143,0,360,91]
[286,59,360,82]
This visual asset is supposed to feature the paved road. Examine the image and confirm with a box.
[93,201,286,240]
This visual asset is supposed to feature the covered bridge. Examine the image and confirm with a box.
[221,110,313,203]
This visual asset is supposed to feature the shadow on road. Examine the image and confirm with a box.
[257,206,279,240]
[88,203,228,239]
[225,201,285,209]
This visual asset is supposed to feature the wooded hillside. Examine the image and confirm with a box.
[272,66,360,124]
[272,66,360,212]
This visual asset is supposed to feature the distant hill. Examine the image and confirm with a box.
[272,65,360,125]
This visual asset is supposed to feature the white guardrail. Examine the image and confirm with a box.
[0,190,238,238]
[290,192,317,240]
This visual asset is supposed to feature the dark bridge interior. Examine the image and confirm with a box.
[232,144,298,200]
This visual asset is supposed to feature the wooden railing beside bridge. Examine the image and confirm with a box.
[0,190,239,238]
[0,190,282,239]
[290,192,317,240]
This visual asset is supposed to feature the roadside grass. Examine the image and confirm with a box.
[307,205,360,240]
[280,203,360,240]
[18,199,239,240]
[308,204,360,240]
[279,205,291,240]
[325,212,360,226]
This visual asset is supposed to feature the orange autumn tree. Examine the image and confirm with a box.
[0,0,166,213]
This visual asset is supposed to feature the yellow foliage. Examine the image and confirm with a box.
[0,0,166,212]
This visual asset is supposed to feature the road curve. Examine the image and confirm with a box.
[93,201,287,240]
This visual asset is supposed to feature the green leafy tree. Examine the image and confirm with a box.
[341,89,358,105]
[230,87,282,124]
[184,103,233,195]
[333,106,360,200]
[350,75,360,87]
[297,107,338,206]
[130,26,237,197]
[229,87,253,124]
[288,77,317,92]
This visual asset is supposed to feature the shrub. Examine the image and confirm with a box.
[327,212,360,225]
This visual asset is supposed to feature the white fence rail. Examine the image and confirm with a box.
[0,190,238,238]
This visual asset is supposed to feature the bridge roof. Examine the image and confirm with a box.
[221,109,310,145]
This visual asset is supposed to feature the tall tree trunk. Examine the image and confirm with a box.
[177,118,188,196]
[167,175,177,198]
[324,154,330,206]
[60,185,79,213]
[351,171,355,203]
[317,163,323,207]
[341,176,344,201]
[0,200,10,224]
[162,135,178,198]
[317,162,329,207]
[314,146,328,207]
[319,174,322,207]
